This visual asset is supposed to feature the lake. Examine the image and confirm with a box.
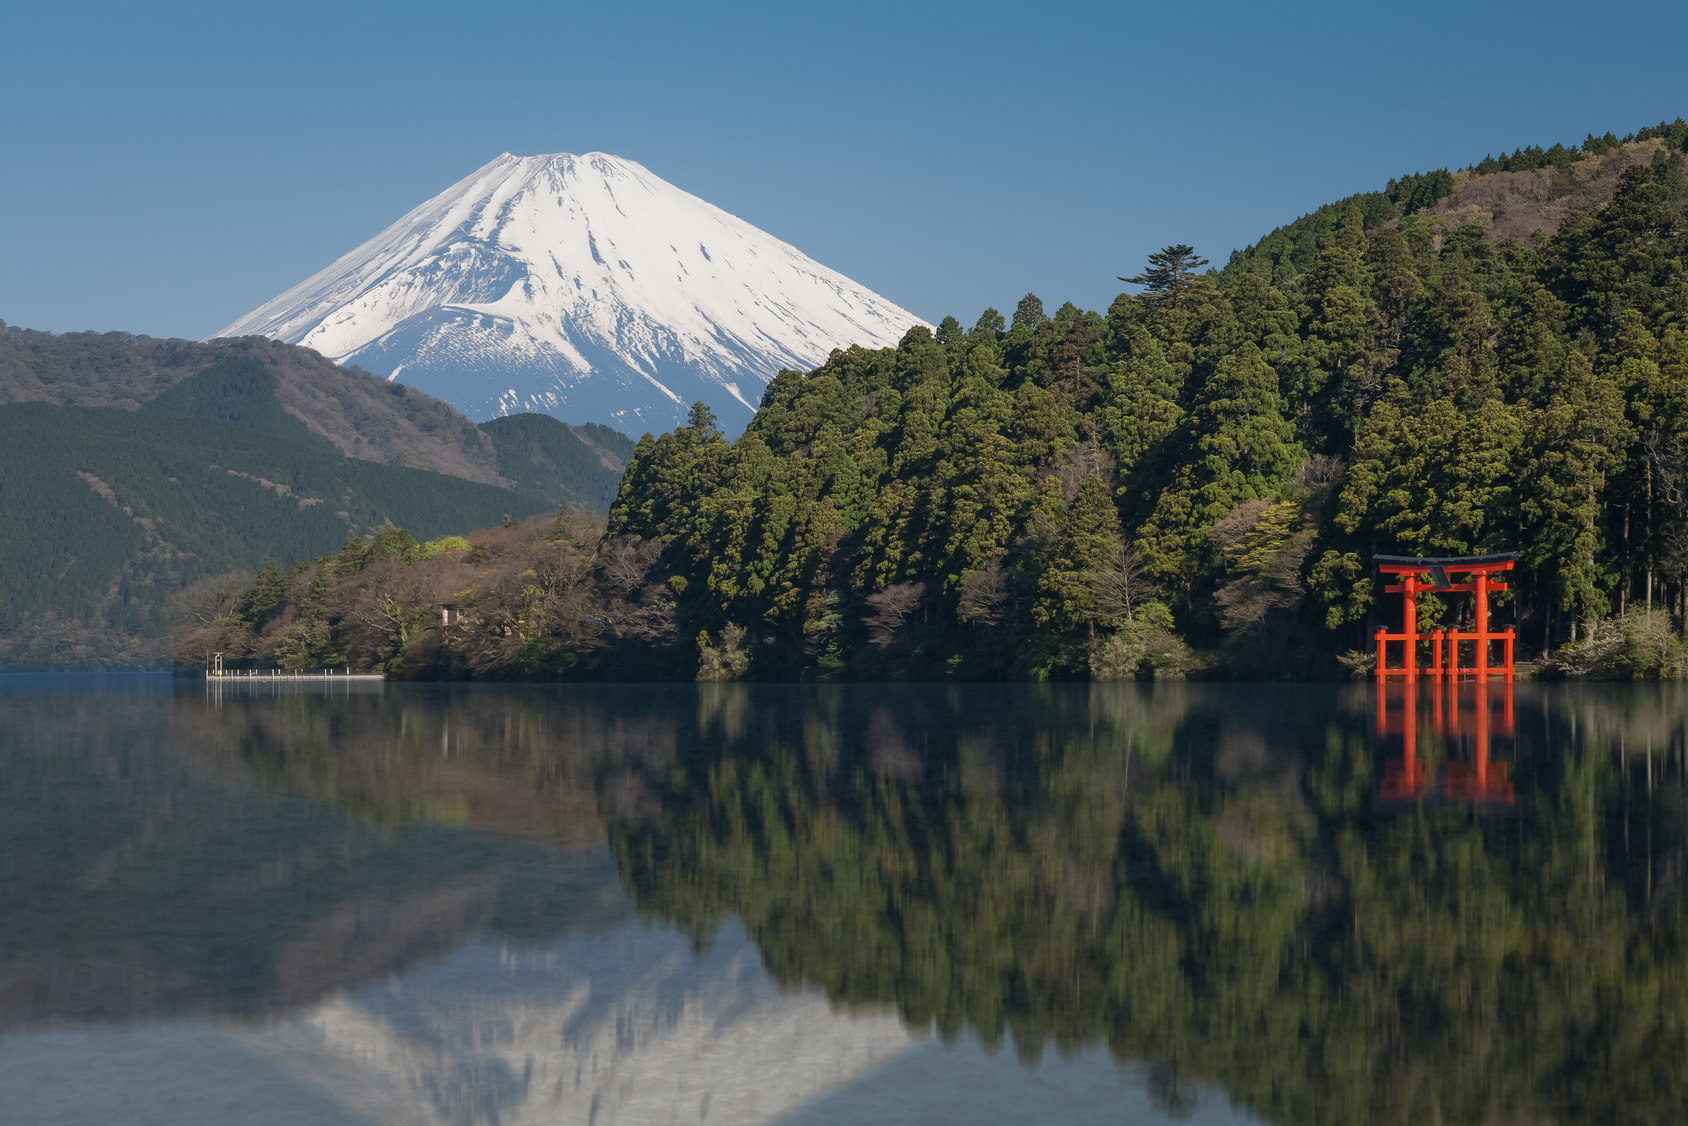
[2,676,1684,1125]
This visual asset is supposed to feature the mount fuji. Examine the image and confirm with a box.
[214,153,927,434]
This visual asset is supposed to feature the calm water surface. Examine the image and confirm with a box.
[2,676,1685,1125]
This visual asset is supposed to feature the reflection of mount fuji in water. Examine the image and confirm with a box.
[239,916,1226,1126]
[242,919,916,1126]
[0,682,1261,1125]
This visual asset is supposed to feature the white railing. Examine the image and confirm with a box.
[205,667,384,680]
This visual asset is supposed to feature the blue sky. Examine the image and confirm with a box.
[4,0,1687,339]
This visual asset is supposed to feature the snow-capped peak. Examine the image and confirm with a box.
[214,152,928,433]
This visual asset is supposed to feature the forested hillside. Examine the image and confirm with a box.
[1224,120,1688,283]
[0,357,562,667]
[603,121,1688,680]
[159,118,1688,680]
[481,414,632,512]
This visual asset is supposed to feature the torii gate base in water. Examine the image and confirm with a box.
[1372,553,1520,683]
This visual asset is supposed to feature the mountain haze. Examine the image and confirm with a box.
[215,152,928,432]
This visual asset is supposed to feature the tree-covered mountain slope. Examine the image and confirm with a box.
[1224,119,1688,286]
[0,357,563,667]
[600,123,1688,680]
[479,414,631,512]
[201,118,1688,682]
[0,322,631,513]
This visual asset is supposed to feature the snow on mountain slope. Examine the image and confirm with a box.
[241,919,916,1126]
[214,153,927,434]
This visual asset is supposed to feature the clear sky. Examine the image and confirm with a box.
[5,0,1687,340]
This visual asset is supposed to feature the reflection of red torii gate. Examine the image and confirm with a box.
[1373,553,1519,682]
[1376,681,1515,804]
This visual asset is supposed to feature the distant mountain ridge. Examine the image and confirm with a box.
[0,359,564,667]
[0,321,631,510]
[214,152,928,432]
[0,324,638,668]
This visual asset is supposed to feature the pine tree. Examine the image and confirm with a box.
[1518,354,1631,625]
[1120,245,1209,307]
[1013,293,1048,328]
[1034,472,1122,631]
[235,558,288,630]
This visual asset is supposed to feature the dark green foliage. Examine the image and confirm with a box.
[1012,293,1048,328]
[1118,243,1209,303]
[0,390,557,665]
[608,256,1316,679]
[1384,168,1455,214]
[1223,191,1397,286]
[1469,143,1582,176]
[143,356,312,438]
[234,558,290,629]
[479,412,629,511]
[0,322,633,513]
[368,527,420,561]
[574,420,636,463]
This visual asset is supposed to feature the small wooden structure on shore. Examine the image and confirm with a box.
[1373,552,1519,682]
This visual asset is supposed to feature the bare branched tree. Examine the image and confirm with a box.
[1051,441,1117,501]
[1215,547,1309,633]
[599,535,664,594]
[1299,455,1346,504]
[1080,544,1152,624]
[864,581,926,650]
[960,559,1012,626]
[1208,499,1274,556]
[166,572,254,630]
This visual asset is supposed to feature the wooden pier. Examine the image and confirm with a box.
[205,669,384,682]
[204,653,382,682]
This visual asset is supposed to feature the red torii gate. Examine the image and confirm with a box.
[1372,552,1519,682]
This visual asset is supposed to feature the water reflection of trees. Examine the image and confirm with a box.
[0,683,643,1028]
[12,680,1688,1124]
[613,684,1688,1126]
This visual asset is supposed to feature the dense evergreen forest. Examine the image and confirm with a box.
[605,122,1688,680]
[170,119,1688,680]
